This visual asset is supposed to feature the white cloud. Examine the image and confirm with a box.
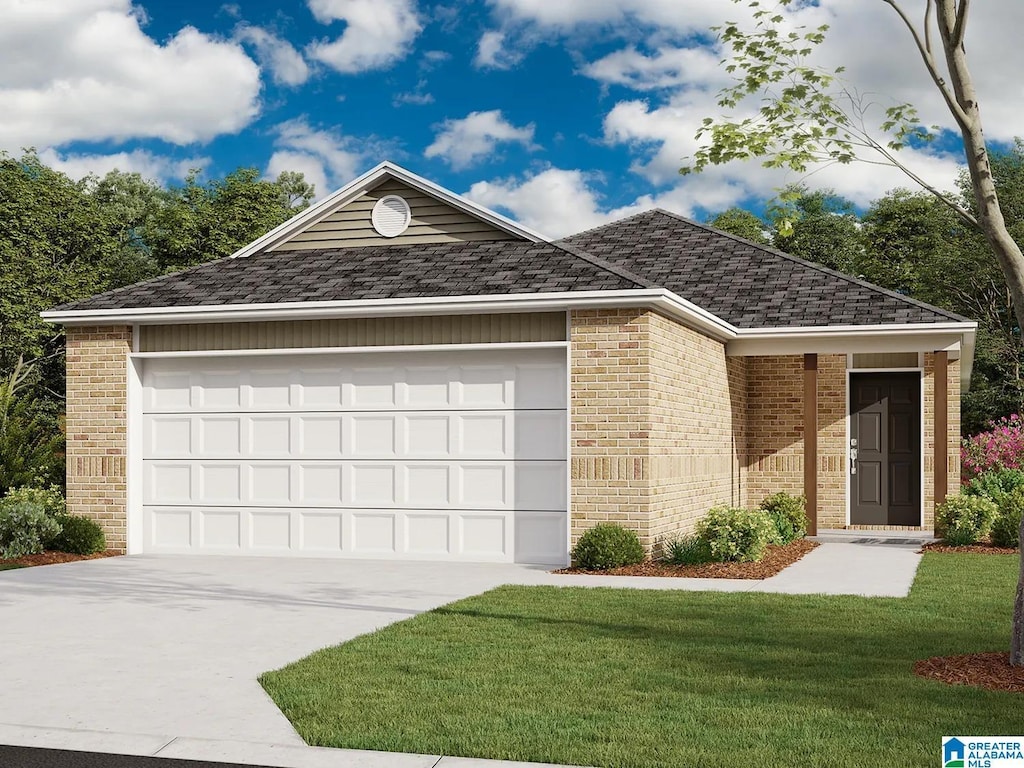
[306,0,421,74]
[474,30,522,70]
[266,119,364,199]
[236,25,309,86]
[37,148,206,183]
[582,45,722,91]
[425,110,536,170]
[0,0,262,150]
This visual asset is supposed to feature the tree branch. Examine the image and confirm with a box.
[924,0,934,54]
[953,0,970,48]
[881,0,971,128]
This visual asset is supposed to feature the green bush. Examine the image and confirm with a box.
[2,485,65,517]
[47,514,106,555]
[990,486,1024,549]
[0,499,61,560]
[963,468,1024,506]
[759,492,807,544]
[936,494,998,546]
[662,534,714,565]
[572,524,645,570]
[695,506,776,563]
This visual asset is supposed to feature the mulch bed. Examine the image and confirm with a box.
[557,539,819,580]
[0,550,120,568]
[919,542,1018,555]
[915,652,1024,694]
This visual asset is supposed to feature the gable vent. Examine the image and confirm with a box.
[371,195,412,237]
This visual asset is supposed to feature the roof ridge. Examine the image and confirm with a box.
[558,208,660,243]
[646,208,970,324]
[549,239,655,290]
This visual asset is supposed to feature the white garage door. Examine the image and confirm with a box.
[140,348,567,564]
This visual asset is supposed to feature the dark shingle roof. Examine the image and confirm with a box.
[53,208,968,329]
[559,209,966,328]
[52,240,643,312]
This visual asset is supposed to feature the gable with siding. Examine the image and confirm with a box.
[271,179,521,251]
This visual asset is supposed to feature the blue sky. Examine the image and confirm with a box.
[3,0,1022,237]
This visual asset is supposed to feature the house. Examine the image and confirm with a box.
[43,162,975,565]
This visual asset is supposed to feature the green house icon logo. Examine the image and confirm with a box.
[943,737,965,767]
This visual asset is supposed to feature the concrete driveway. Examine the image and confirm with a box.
[0,556,547,747]
[0,541,921,763]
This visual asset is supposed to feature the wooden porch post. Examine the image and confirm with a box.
[934,351,949,524]
[804,353,818,535]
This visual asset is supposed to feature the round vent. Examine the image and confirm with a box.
[371,195,412,238]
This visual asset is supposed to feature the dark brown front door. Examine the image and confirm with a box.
[850,373,921,526]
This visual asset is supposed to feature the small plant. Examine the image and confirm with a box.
[990,486,1024,549]
[662,534,714,565]
[695,506,775,563]
[935,494,998,546]
[2,485,66,517]
[759,492,807,544]
[963,468,1024,506]
[572,524,645,570]
[0,499,62,560]
[47,515,106,555]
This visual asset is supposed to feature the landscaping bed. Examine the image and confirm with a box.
[559,538,817,579]
[920,541,1018,555]
[0,550,120,570]
[915,652,1024,694]
[261,553,1023,768]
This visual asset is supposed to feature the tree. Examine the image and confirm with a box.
[705,207,771,244]
[684,0,1024,665]
[767,187,862,273]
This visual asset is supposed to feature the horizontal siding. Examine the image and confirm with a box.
[139,313,567,352]
[271,179,518,251]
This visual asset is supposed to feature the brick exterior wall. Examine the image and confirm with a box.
[62,314,963,557]
[569,309,745,554]
[65,326,131,552]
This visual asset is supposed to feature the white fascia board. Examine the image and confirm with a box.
[729,321,978,389]
[42,289,740,341]
[229,161,547,259]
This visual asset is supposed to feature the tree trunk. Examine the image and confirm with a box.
[936,0,1024,664]
[1014,514,1024,665]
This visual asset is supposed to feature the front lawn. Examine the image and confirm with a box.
[0,563,24,571]
[260,554,1024,768]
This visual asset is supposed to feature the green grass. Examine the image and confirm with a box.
[0,562,25,571]
[260,554,1024,768]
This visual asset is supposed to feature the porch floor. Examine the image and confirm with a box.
[812,528,935,547]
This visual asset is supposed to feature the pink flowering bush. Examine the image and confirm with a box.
[962,414,1024,480]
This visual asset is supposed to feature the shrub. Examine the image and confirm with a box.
[2,485,66,517]
[0,359,65,492]
[963,468,1024,506]
[695,506,776,563]
[988,485,1024,549]
[47,514,106,555]
[935,494,998,546]
[759,492,807,544]
[662,534,714,565]
[962,414,1024,479]
[0,499,62,560]
[572,524,645,570]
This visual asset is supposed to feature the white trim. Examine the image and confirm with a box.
[229,161,547,259]
[42,289,739,343]
[130,340,569,359]
[845,367,926,528]
[125,357,144,554]
[564,310,573,567]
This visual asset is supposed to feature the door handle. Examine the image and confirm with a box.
[850,448,857,475]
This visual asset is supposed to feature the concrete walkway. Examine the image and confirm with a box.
[0,538,925,767]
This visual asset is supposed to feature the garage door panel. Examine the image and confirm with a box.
[513,363,566,409]
[514,512,568,565]
[201,510,241,550]
[141,349,567,563]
